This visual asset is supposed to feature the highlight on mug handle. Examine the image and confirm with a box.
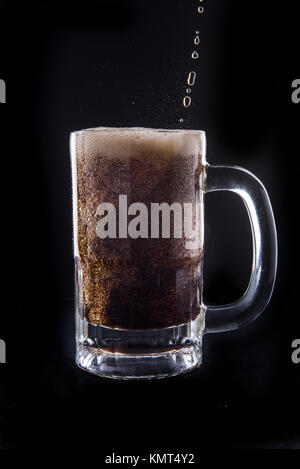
[204,164,278,334]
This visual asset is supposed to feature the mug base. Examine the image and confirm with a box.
[76,343,202,380]
[75,315,204,380]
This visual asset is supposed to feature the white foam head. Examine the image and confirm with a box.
[72,127,206,164]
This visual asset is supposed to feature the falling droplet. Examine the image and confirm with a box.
[198,7,204,13]
[183,96,191,108]
[187,71,196,86]
[191,51,199,59]
[194,36,200,45]
[186,88,191,94]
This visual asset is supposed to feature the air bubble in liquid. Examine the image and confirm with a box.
[186,88,191,94]
[191,51,199,59]
[194,36,200,45]
[187,71,196,86]
[179,118,184,123]
[183,96,191,108]
[195,30,199,34]
[198,7,204,13]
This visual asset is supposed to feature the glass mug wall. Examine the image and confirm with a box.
[70,127,277,379]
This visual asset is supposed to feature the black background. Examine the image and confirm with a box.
[0,0,299,450]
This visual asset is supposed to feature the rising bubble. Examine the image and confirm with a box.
[187,71,196,86]
[191,51,199,59]
[186,88,191,94]
[198,7,204,13]
[183,96,192,108]
[194,36,200,45]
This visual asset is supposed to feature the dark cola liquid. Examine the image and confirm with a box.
[75,128,204,329]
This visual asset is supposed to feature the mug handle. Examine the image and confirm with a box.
[204,164,278,333]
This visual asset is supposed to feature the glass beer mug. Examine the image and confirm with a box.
[70,127,277,379]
